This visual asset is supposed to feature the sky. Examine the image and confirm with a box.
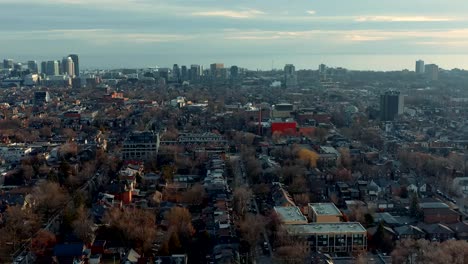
[2,0,468,70]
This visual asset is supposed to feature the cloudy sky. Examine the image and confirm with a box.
[2,0,468,70]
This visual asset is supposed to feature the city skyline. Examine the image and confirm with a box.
[3,0,468,70]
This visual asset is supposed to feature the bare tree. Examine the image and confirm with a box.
[32,181,69,218]
[233,186,253,217]
[275,227,309,264]
[31,229,57,257]
[239,213,265,256]
[72,206,95,245]
[164,207,195,238]
[104,207,157,252]
[0,206,40,253]
[181,183,206,205]
[391,239,468,264]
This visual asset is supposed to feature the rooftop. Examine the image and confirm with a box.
[286,222,366,235]
[274,206,308,224]
[309,203,342,216]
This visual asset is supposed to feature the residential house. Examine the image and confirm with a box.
[418,223,456,242]
[394,225,426,240]
[422,208,460,224]
[447,222,468,240]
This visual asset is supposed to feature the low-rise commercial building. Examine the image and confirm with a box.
[308,203,342,223]
[274,206,308,225]
[286,222,367,253]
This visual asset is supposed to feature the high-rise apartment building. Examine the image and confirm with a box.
[416,60,425,74]
[210,63,224,79]
[46,60,60,76]
[425,64,439,81]
[172,64,180,81]
[68,54,80,76]
[181,65,188,81]
[27,61,39,73]
[230,65,239,80]
[190,64,201,81]
[284,64,298,88]
[380,91,404,121]
[62,57,75,76]
[3,59,14,69]
[40,61,48,75]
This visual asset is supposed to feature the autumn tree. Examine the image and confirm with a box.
[297,148,320,168]
[181,183,206,205]
[338,147,352,169]
[164,207,195,239]
[31,229,57,257]
[103,207,157,252]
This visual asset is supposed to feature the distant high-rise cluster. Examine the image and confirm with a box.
[40,54,79,77]
[415,60,439,81]
[0,54,80,87]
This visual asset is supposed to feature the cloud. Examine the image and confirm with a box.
[1,29,192,44]
[355,15,456,22]
[306,10,316,15]
[192,9,265,19]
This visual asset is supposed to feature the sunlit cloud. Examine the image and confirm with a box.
[355,15,456,22]
[192,9,265,19]
[306,10,316,15]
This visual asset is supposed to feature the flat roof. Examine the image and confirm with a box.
[274,206,308,223]
[286,222,366,235]
[309,203,342,216]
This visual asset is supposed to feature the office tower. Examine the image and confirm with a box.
[181,65,188,81]
[13,63,22,71]
[62,57,75,76]
[380,91,404,121]
[27,61,39,73]
[3,59,14,69]
[230,65,239,80]
[190,64,201,81]
[425,64,439,81]
[68,54,80,76]
[173,64,180,81]
[210,63,224,78]
[415,60,425,74]
[46,60,59,76]
[284,64,298,88]
[319,64,327,74]
[40,61,48,74]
